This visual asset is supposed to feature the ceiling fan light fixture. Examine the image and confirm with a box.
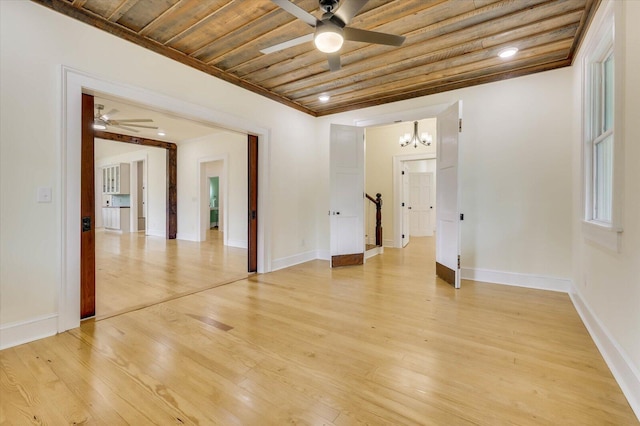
[314,24,343,53]
[93,121,107,130]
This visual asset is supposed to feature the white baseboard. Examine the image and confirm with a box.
[227,239,248,249]
[145,229,166,238]
[272,250,320,271]
[176,232,198,241]
[383,239,394,247]
[365,246,384,259]
[316,250,330,261]
[570,287,640,421]
[0,314,58,350]
[461,268,571,293]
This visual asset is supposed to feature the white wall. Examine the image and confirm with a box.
[94,140,166,237]
[571,0,640,416]
[317,68,574,285]
[365,120,436,246]
[0,1,318,335]
[177,132,247,246]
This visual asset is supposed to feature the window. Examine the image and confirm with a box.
[582,1,622,251]
[592,51,614,223]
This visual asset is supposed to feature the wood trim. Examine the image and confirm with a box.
[80,94,96,319]
[93,130,175,149]
[166,146,177,239]
[248,134,258,273]
[568,0,601,63]
[332,253,364,268]
[436,261,456,288]
[93,130,177,239]
[30,0,316,117]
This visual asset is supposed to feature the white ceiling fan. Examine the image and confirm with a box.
[262,0,406,71]
[93,104,158,133]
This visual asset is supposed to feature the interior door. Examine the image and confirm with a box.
[80,93,95,318]
[248,134,258,273]
[330,124,364,267]
[409,172,433,237]
[436,101,462,289]
[402,162,410,247]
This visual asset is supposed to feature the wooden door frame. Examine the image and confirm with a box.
[248,134,258,272]
[81,94,177,318]
[92,130,178,239]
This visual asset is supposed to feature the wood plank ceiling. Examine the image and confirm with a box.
[33,0,599,116]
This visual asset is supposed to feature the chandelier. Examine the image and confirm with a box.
[399,121,432,148]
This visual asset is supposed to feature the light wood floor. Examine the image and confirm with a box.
[1,237,637,424]
[96,229,248,318]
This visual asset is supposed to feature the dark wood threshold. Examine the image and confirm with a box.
[332,253,364,267]
[436,261,456,287]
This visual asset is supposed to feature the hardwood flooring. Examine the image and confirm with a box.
[96,229,248,318]
[1,237,637,424]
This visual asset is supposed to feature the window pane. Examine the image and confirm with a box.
[594,135,613,222]
[603,54,614,132]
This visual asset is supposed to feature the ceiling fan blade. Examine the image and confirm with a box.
[344,27,405,46]
[111,118,154,123]
[334,0,368,25]
[111,124,140,133]
[112,123,159,129]
[260,33,314,54]
[270,0,317,27]
[328,53,341,72]
[100,108,119,119]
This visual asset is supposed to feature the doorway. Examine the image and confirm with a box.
[81,94,259,319]
[405,159,436,238]
[61,68,271,333]
[131,159,146,233]
[199,157,228,245]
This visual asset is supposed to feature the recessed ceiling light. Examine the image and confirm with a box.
[498,47,518,59]
[157,131,166,136]
[318,94,330,103]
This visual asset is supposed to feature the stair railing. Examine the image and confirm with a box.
[365,193,382,247]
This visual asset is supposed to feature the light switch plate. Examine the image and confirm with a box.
[37,187,52,203]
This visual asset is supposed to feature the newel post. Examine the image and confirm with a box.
[375,193,382,247]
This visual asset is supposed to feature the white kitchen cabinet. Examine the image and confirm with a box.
[102,163,130,194]
[102,207,130,232]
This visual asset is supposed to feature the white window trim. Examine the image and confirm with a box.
[580,0,625,252]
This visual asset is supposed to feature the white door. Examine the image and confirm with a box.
[402,163,410,247]
[330,124,365,267]
[409,172,434,237]
[436,101,462,288]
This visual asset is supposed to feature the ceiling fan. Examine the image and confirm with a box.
[93,104,158,133]
[262,0,405,71]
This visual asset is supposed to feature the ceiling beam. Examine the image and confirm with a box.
[93,130,176,150]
